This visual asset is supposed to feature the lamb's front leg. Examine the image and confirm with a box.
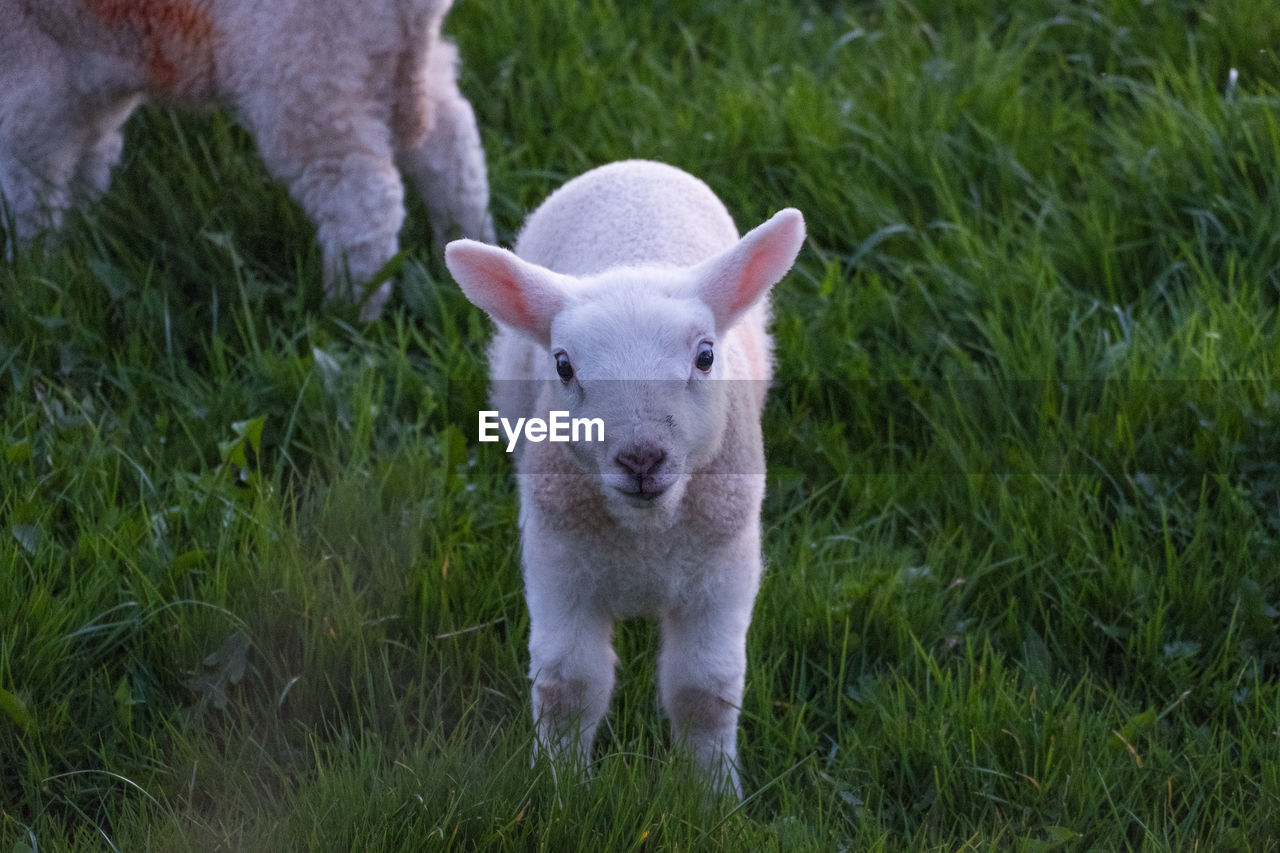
[524,564,617,770]
[658,571,759,798]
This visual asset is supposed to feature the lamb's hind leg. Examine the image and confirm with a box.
[74,95,143,203]
[1,19,85,252]
[398,40,494,245]
[243,95,405,320]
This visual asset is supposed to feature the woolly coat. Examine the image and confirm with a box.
[1,0,492,318]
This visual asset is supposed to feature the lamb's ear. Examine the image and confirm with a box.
[445,240,569,344]
[693,208,805,332]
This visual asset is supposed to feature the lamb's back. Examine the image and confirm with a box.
[515,160,740,275]
[18,0,451,106]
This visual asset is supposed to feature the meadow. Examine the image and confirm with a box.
[3,0,1280,848]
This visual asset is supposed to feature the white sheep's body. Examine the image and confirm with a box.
[445,160,805,796]
[1,0,493,319]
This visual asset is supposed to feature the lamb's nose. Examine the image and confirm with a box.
[616,444,666,478]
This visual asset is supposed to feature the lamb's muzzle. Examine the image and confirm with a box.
[614,442,668,499]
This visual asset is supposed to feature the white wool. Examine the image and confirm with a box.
[515,160,740,274]
[445,160,805,796]
[0,0,493,320]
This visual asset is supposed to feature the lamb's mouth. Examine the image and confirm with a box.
[615,479,667,504]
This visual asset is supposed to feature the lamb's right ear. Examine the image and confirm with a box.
[445,240,569,344]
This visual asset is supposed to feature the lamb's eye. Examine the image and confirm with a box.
[555,352,574,382]
[695,342,714,372]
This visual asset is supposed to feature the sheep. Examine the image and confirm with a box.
[0,0,493,320]
[445,160,805,796]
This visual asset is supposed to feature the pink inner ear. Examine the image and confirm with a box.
[732,251,775,318]
[704,209,804,328]
[467,250,535,331]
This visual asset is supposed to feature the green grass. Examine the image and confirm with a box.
[3,0,1280,848]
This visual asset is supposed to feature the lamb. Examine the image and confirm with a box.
[0,0,493,320]
[444,160,805,796]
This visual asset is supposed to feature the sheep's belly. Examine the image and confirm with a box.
[569,536,724,621]
[603,566,706,621]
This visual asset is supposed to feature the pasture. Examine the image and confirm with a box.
[2,0,1279,848]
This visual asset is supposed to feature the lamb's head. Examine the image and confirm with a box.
[446,208,805,524]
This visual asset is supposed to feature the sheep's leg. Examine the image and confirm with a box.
[2,86,136,256]
[398,41,494,245]
[243,97,405,320]
[0,21,84,252]
[658,598,754,798]
[525,581,616,769]
[73,95,143,203]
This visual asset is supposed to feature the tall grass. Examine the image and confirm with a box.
[3,0,1280,849]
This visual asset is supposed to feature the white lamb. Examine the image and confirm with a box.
[0,0,493,320]
[445,160,805,796]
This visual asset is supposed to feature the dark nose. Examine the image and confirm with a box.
[616,444,666,478]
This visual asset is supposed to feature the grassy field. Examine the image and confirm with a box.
[3,0,1280,848]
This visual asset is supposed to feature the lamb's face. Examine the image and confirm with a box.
[445,204,804,528]
[545,285,731,524]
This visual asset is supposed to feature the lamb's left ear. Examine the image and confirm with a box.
[693,208,805,332]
